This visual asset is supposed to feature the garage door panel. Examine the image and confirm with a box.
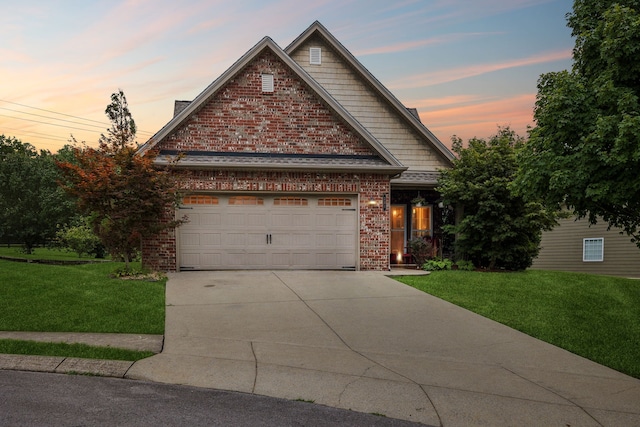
[179,195,357,270]
[181,232,201,247]
[201,233,221,247]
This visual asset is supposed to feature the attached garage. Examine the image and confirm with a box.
[178,194,358,270]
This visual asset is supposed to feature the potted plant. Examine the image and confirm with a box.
[411,195,426,206]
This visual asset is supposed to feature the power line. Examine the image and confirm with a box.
[0,106,107,131]
[0,126,69,142]
[0,113,102,133]
[0,99,155,136]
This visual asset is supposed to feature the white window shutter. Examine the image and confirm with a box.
[310,47,321,65]
[261,73,274,93]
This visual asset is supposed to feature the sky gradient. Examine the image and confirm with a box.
[1,0,574,153]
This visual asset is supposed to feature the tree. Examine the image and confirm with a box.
[57,90,184,270]
[515,1,640,247]
[438,128,556,270]
[0,135,75,252]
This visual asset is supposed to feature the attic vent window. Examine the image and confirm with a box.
[309,47,322,65]
[261,73,274,93]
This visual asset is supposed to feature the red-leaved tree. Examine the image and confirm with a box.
[57,90,184,271]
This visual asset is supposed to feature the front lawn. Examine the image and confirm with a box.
[395,270,640,379]
[0,260,165,334]
[0,246,100,261]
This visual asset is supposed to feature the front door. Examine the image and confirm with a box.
[390,205,406,264]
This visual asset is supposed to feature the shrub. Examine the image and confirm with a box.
[423,258,453,271]
[408,237,434,266]
[56,220,103,258]
[455,260,475,271]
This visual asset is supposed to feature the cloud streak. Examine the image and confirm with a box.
[390,49,572,89]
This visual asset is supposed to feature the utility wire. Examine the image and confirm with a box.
[0,99,155,136]
[0,113,101,133]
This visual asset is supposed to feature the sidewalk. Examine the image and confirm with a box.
[0,332,163,378]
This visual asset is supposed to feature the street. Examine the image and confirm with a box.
[0,370,423,426]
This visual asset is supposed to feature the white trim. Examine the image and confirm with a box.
[583,237,604,262]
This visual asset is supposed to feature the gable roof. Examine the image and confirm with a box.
[285,21,455,166]
[139,36,406,175]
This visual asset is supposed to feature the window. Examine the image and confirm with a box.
[229,196,264,205]
[583,238,604,262]
[309,47,322,65]
[411,206,432,239]
[182,195,219,205]
[261,73,274,93]
[274,197,308,206]
[318,197,351,206]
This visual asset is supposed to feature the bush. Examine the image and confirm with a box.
[455,260,475,271]
[408,237,434,266]
[423,258,453,271]
[56,220,104,258]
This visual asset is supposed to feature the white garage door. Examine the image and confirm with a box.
[178,194,358,270]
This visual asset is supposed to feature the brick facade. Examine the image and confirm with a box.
[160,51,373,156]
[142,48,392,272]
[142,170,390,272]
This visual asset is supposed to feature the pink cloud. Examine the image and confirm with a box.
[355,32,503,56]
[390,49,572,89]
[417,93,537,145]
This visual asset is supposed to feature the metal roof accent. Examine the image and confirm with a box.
[155,152,405,174]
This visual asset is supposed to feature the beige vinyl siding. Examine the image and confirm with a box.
[290,37,451,171]
[533,217,640,278]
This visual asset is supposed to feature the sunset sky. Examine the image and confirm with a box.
[1,0,574,153]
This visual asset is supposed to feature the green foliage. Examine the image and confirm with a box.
[395,270,640,379]
[455,260,475,271]
[422,257,453,271]
[56,218,104,258]
[516,1,640,247]
[407,237,433,266]
[56,91,185,269]
[0,135,76,252]
[438,127,557,271]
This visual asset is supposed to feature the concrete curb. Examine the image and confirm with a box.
[0,354,134,378]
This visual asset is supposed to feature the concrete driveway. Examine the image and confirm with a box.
[127,271,640,426]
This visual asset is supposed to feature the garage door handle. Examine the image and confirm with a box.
[266,234,272,244]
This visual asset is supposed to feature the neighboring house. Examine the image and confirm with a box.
[139,21,454,272]
[533,217,640,278]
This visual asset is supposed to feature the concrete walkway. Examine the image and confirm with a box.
[126,270,640,426]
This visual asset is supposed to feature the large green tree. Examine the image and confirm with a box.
[438,128,556,271]
[0,135,75,252]
[515,1,640,247]
[57,90,184,270]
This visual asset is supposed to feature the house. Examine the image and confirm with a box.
[533,217,640,278]
[139,21,454,272]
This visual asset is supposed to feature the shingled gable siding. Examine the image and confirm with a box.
[289,36,451,171]
[142,49,392,271]
[141,171,390,271]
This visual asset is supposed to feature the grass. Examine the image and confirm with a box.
[395,270,640,379]
[0,259,165,334]
[0,246,100,261]
[0,339,154,361]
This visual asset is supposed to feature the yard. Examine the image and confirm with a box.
[0,254,165,361]
[396,270,640,379]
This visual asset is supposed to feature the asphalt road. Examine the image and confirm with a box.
[0,370,426,426]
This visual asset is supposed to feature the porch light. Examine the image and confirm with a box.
[368,199,378,206]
